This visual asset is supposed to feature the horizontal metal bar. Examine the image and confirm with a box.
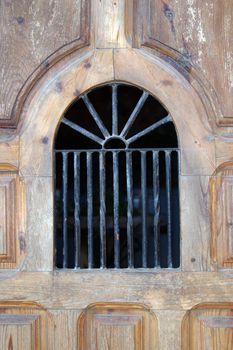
[55,147,179,153]
[127,114,172,144]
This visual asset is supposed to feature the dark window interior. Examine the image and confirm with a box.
[55,83,180,269]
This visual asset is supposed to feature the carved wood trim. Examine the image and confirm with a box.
[0,164,26,269]
[0,176,16,263]
[132,0,231,126]
[182,303,233,349]
[0,301,53,349]
[78,303,158,350]
[0,0,90,130]
[210,162,233,269]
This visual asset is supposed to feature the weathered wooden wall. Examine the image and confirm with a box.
[0,0,232,128]
[133,0,233,124]
[0,1,233,349]
[0,0,89,128]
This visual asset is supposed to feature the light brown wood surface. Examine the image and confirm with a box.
[182,303,233,350]
[78,303,158,349]
[210,163,233,269]
[132,0,233,125]
[0,0,90,128]
[0,271,232,311]
[0,0,233,349]
[0,164,25,269]
[0,302,53,350]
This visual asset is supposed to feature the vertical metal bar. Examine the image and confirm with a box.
[152,151,160,267]
[62,152,68,268]
[99,152,106,268]
[126,151,134,268]
[87,152,93,268]
[54,152,58,267]
[112,84,118,135]
[176,150,180,268]
[141,151,147,268]
[165,150,172,268]
[74,152,81,268]
[113,151,120,268]
[177,149,181,176]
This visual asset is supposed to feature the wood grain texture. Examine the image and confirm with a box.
[210,163,233,269]
[94,0,130,48]
[52,309,82,350]
[0,0,90,128]
[180,176,212,271]
[0,2,232,349]
[78,303,158,350]
[133,0,233,124]
[216,137,233,168]
[0,272,233,311]
[0,301,53,350]
[0,164,26,269]
[156,310,185,350]
[182,303,233,349]
[0,176,15,258]
[23,176,53,271]
[0,138,19,168]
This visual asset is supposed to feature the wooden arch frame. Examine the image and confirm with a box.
[18,48,215,271]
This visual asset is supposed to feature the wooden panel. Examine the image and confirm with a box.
[52,309,184,350]
[0,164,26,269]
[0,0,90,128]
[78,303,158,350]
[133,0,233,123]
[95,0,129,48]
[0,166,18,268]
[182,304,233,349]
[0,185,7,255]
[0,315,36,350]
[210,163,233,269]
[0,302,52,350]
[95,318,139,350]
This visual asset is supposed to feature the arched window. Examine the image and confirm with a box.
[54,83,179,269]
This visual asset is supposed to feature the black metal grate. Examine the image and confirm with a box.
[54,83,180,269]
